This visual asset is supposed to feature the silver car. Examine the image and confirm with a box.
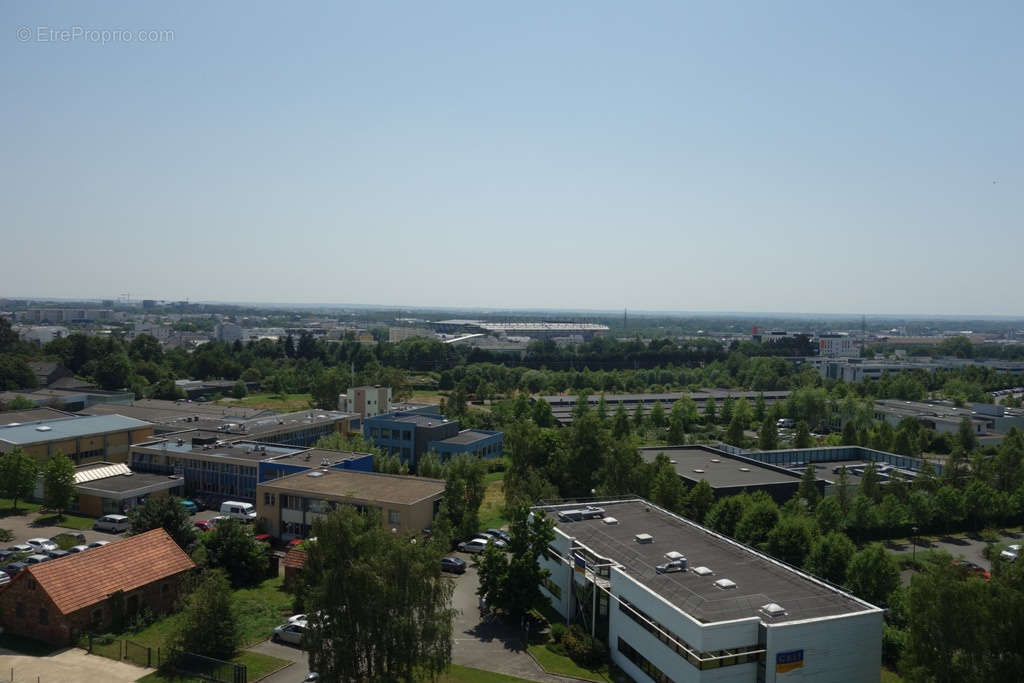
[272,621,307,646]
[27,538,59,553]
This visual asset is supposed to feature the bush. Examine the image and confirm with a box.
[0,529,12,543]
[562,624,607,669]
[549,622,567,644]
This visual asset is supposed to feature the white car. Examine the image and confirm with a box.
[1000,544,1021,562]
[87,540,111,549]
[93,514,130,533]
[67,545,90,554]
[272,621,307,646]
[0,570,10,586]
[27,538,59,553]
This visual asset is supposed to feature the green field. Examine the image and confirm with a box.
[527,644,614,682]
[215,392,313,412]
[478,479,508,529]
[439,664,532,682]
[0,498,42,517]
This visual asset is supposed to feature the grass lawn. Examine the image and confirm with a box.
[408,390,444,404]
[34,512,97,531]
[0,498,42,517]
[478,479,508,529]
[137,651,290,683]
[528,644,613,682]
[215,393,312,412]
[231,575,295,647]
[484,470,505,484]
[882,667,905,682]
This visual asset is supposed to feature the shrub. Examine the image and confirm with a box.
[562,624,607,669]
[0,529,12,543]
[549,622,567,644]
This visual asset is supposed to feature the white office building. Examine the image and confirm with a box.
[535,500,882,683]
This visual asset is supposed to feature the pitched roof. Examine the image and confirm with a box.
[25,528,194,615]
[283,547,307,570]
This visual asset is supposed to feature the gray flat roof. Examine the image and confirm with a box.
[78,471,183,493]
[0,415,151,446]
[437,430,496,446]
[0,408,78,425]
[541,500,873,623]
[270,448,370,466]
[368,413,449,427]
[640,446,801,488]
[260,468,445,506]
[134,438,304,461]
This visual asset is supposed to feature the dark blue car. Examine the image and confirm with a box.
[441,556,467,574]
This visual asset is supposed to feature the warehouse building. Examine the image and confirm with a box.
[541,391,790,427]
[536,499,882,683]
[429,429,504,461]
[0,414,153,465]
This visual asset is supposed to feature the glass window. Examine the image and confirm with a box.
[388,510,401,525]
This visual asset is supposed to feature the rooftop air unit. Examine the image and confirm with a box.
[714,578,737,590]
[760,603,787,618]
[602,517,618,525]
[634,533,654,544]
[692,566,714,576]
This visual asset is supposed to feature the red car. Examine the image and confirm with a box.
[194,519,214,531]
[254,533,271,543]
[286,538,304,549]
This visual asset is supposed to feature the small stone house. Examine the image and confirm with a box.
[0,528,195,645]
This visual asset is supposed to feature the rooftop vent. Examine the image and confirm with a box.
[714,578,736,589]
[602,517,618,525]
[739,467,751,472]
[760,603,787,618]
[693,469,704,473]
[634,533,654,544]
[307,471,325,478]
[710,458,721,463]
[664,551,685,561]
[35,425,52,432]
[692,566,713,576]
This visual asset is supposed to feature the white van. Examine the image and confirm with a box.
[220,501,257,522]
[93,514,131,533]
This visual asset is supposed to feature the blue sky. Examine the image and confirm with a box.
[2,1,1020,315]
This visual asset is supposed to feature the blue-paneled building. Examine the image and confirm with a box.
[363,412,460,470]
[429,429,503,461]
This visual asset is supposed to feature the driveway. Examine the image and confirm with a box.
[247,639,306,683]
[448,552,576,682]
[0,647,147,683]
[0,509,124,547]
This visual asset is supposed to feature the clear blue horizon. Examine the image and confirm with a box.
[2,2,1021,315]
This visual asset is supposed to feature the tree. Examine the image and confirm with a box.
[476,505,555,619]
[302,506,456,682]
[42,453,75,520]
[754,393,766,422]
[841,420,859,446]
[666,400,689,444]
[704,398,717,425]
[648,400,666,433]
[720,396,734,425]
[686,480,715,524]
[797,465,820,509]
[815,495,845,534]
[758,419,778,450]
[632,402,646,432]
[172,569,238,660]
[957,415,978,453]
[724,414,745,447]
[858,462,881,502]
[805,532,856,584]
[648,455,687,514]
[231,380,248,399]
[94,352,133,390]
[735,496,779,548]
[129,496,197,551]
[835,466,852,513]
[201,518,268,588]
[611,403,632,439]
[416,451,446,479]
[310,368,345,411]
[0,355,38,391]
[846,543,899,606]
[765,515,816,566]
[793,420,812,449]
[0,447,38,511]
[439,455,488,541]
[706,495,749,538]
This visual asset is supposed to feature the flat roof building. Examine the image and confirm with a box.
[429,429,504,461]
[70,461,185,517]
[0,414,153,465]
[257,468,445,539]
[363,412,460,470]
[536,499,882,683]
[542,391,790,426]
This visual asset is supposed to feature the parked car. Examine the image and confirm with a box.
[67,544,90,554]
[303,674,319,682]
[2,562,28,576]
[254,533,271,543]
[953,559,990,581]
[288,611,324,624]
[458,538,497,554]
[486,528,511,543]
[87,540,111,549]
[23,554,50,565]
[194,519,215,531]
[220,501,257,522]
[45,549,70,560]
[7,544,33,555]
[272,621,307,646]
[0,570,10,586]
[656,559,687,574]
[27,538,59,553]
[286,538,305,549]
[999,544,1021,563]
[441,556,467,574]
[179,499,200,515]
[93,514,130,533]
[0,549,15,563]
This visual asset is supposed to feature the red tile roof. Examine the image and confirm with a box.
[283,547,307,570]
[25,528,195,615]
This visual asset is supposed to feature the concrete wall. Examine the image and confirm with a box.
[763,611,882,683]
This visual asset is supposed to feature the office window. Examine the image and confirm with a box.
[264,492,276,506]
[388,510,401,525]
[403,430,412,440]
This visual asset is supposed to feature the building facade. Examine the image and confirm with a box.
[0,415,153,465]
[429,429,504,461]
[363,412,460,470]
[338,385,392,419]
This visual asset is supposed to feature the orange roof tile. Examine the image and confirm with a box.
[25,528,195,615]
[283,547,307,569]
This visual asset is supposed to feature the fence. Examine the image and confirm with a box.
[84,635,244,682]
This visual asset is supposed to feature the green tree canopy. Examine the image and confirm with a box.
[846,543,899,606]
[172,569,238,660]
[42,453,76,520]
[128,495,197,551]
[201,518,268,588]
[805,531,856,584]
[0,447,38,512]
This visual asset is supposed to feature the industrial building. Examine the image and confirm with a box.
[363,412,459,469]
[0,414,153,464]
[429,428,504,461]
[338,385,392,419]
[536,499,882,683]
[540,391,790,427]
[429,320,609,340]
[70,461,185,516]
[256,468,446,539]
[639,446,825,503]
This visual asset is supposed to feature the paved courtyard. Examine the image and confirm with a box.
[0,647,147,683]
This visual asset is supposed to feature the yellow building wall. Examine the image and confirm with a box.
[78,494,103,517]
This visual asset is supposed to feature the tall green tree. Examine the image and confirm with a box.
[735,495,779,548]
[793,420,812,449]
[439,455,488,540]
[0,447,38,512]
[611,403,632,440]
[846,543,899,606]
[705,495,750,538]
[754,393,766,423]
[704,397,717,425]
[686,480,715,524]
[797,465,820,509]
[805,532,856,584]
[201,518,268,588]
[172,569,238,660]
[957,415,978,453]
[765,515,817,566]
[476,505,555,619]
[128,495,197,551]
[859,461,881,502]
[42,453,75,520]
[648,400,666,433]
[632,401,646,432]
[758,418,778,450]
[302,506,456,682]
[724,414,745,447]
